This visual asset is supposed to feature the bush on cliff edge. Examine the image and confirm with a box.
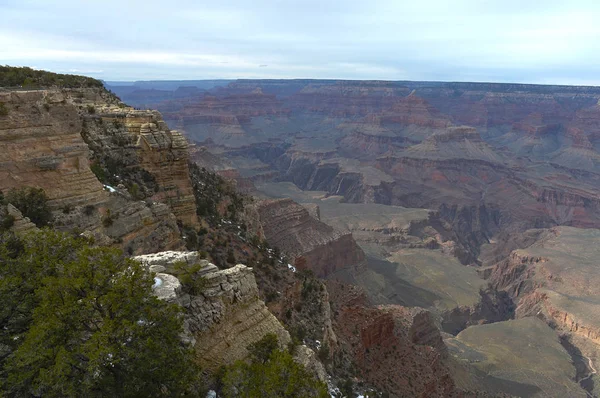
[0,229,203,397]
[5,187,53,227]
[221,333,328,398]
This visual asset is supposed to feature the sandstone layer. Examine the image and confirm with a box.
[135,251,291,370]
[0,90,106,208]
[0,88,189,254]
[81,102,198,227]
[255,198,365,277]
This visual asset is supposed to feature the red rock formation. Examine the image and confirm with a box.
[289,82,411,117]
[327,282,461,397]
[256,198,365,277]
[379,95,452,128]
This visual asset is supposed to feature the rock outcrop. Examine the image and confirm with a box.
[256,198,365,277]
[327,282,461,397]
[484,226,600,395]
[135,251,291,370]
[0,88,188,254]
[5,204,36,234]
[81,103,198,227]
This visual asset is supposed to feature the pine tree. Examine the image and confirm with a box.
[0,230,202,397]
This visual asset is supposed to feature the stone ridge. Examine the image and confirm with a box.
[0,90,107,208]
[327,282,460,397]
[134,251,291,370]
[256,198,365,277]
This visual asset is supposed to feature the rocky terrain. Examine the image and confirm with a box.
[1,69,504,397]
[0,87,191,254]
[105,78,600,397]
[9,70,600,396]
[134,251,293,370]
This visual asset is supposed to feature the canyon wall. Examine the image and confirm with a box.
[256,198,365,277]
[80,99,198,227]
[0,88,193,254]
[0,90,106,208]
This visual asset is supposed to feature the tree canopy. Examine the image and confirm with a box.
[0,65,104,89]
[5,187,53,227]
[221,333,328,398]
[0,229,202,397]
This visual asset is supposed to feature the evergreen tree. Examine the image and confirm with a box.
[0,230,202,397]
[222,334,328,398]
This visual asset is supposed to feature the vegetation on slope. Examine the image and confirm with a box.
[0,229,202,397]
[189,163,247,224]
[4,187,53,227]
[220,334,329,398]
[0,65,104,89]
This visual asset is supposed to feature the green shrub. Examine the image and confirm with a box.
[227,248,236,264]
[127,182,142,200]
[89,162,107,183]
[0,65,104,88]
[0,102,8,116]
[0,213,15,232]
[101,209,114,227]
[6,187,52,227]
[169,261,207,295]
[83,204,95,216]
[86,105,96,114]
[0,229,203,396]
[248,333,279,364]
[221,333,328,397]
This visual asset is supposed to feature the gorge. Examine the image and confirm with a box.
[106,78,600,397]
[3,66,600,397]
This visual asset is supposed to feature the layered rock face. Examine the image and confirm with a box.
[487,227,600,341]
[134,251,291,370]
[82,104,198,227]
[481,227,600,395]
[0,88,190,254]
[0,90,106,208]
[256,198,365,277]
[5,204,36,234]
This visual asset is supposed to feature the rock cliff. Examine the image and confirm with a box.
[326,281,461,397]
[0,87,190,254]
[0,90,106,208]
[484,226,600,395]
[134,251,291,370]
[256,198,365,277]
[80,99,198,227]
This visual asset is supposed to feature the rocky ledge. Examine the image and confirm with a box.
[135,251,292,370]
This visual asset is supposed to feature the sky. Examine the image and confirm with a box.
[2,0,600,84]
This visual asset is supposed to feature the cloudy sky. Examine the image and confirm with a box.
[2,0,600,84]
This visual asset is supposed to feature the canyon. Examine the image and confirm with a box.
[1,71,492,397]
[106,78,600,397]
[5,69,600,396]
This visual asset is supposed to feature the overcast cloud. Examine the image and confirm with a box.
[1,0,600,84]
